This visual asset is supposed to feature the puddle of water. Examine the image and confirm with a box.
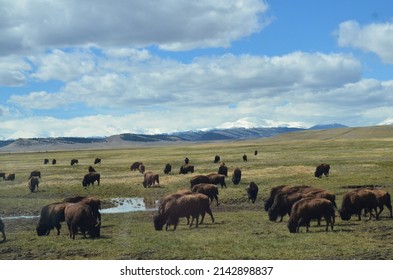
[100,197,158,214]
[3,215,39,220]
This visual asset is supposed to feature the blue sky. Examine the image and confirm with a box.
[1,0,393,139]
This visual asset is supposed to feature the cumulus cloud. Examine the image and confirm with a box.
[337,20,393,64]
[0,0,268,55]
[0,56,31,86]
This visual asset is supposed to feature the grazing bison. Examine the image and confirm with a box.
[163,163,172,174]
[314,163,330,178]
[62,196,102,223]
[29,170,41,179]
[157,190,193,216]
[246,181,259,203]
[64,203,100,239]
[153,193,214,231]
[130,161,143,171]
[138,164,146,174]
[28,176,39,192]
[52,159,57,165]
[184,157,190,165]
[207,173,226,188]
[288,197,335,233]
[82,172,100,187]
[0,173,5,180]
[232,168,241,185]
[94,158,101,164]
[190,175,210,188]
[88,166,96,173]
[44,159,49,164]
[192,183,220,206]
[264,185,291,212]
[242,154,247,161]
[36,202,69,236]
[70,159,79,166]
[143,172,159,188]
[339,189,379,221]
[370,189,393,218]
[254,150,258,156]
[179,164,194,174]
[218,162,228,177]
[0,218,5,242]
[214,155,220,163]
[5,173,15,181]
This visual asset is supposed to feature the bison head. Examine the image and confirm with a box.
[153,214,165,230]
[339,209,351,221]
[287,220,298,233]
[268,208,279,222]
[36,224,50,236]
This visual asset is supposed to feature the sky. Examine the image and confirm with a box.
[1,0,393,139]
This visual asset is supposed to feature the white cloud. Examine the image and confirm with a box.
[0,56,31,86]
[337,20,393,64]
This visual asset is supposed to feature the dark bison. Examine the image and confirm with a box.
[130,161,143,171]
[88,166,96,173]
[254,150,258,156]
[184,157,190,164]
[0,173,5,180]
[82,172,100,187]
[143,172,159,188]
[190,175,210,188]
[218,162,228,177]
[153,193,214,231]
[64,203,100,239]
[0,218,5,242]
[29,170,41,179]
[44,159,49,164]
[70,159,79,166]
[179,164,194,174]
[52,159,57,165]
[214,155,220,163]
[288,197,335,233]
[28,176,39,192]
[242,154,247,161]
[94,158,101,164]
[314,163,330,178]
[138,164,146,174]
[207,173,226,188]
[232,168,241,185]
[192,183,220,206]
[246,181,259,203]
[36,202,68,236]
[163,163,172,174]
[339,189,379,221]
[370,189,393,218]
[264,185,291,212]
[5,173,15,181]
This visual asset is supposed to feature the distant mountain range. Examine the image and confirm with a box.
[0,123,348,152]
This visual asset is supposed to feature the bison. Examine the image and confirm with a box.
[4,173,15,181]
[0,218,5,242]
[157,190,193,216]
[36,202,69,236]
[52,159,57,165]
[232,168,241,185]
[130,161,143,171]
[218,162,228,177]
[246,181,259,203]
[64,203,100,239]
[94,158,101,164]
[192,183,220,206]
[70,159,79,166]
[288,197,335,233]
[28,176,39,192]
[179,164,194,174]
[214,155,220,163]
[184,157,190,164]
[44,159,49,164]
[242,154,247,161]
[370,189,393,218]
[153,193,214,231]
[62,196,102,223]
[163,163,172,174]
[82,172,100,187]
[0,173,5,180]
[143,172,159,188]
[264,185,291,212]
[88,166,96,173]
[254,150,258,156]
[29,170,41,179]
[138,164,146,174]
[314,163,330,178]
[190,175,210,188]
[207,173,226,188]
[339,189,379,221]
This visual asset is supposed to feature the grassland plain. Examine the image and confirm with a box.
[1,128,393,260]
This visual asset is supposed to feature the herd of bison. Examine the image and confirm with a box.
[0,152,392,243]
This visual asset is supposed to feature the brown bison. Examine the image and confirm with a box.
[28,176,39,192]
[246,181,259,203]
[94,158,101,164]
[218,162,228,177]
[314,163,330,178]
[0,218,5,242]
[339,189,379,221]
[157,190,193,215]
[214,155,220,163]
[207,173,226,188]
[370,189,393,218]
[184,157,190,164]
[163,163,172,174]
[143,172,159,188]
[36,202,69,236]
[88,166,96,173]
[29,170,41,179]
[5,173,15,181]
[70,159,79,166]
[62,196,102,223]
[130,161,143,171]
[192,183,220,206]
[288,197,335,233]
[242,154,247,161]
[82,172,100,187]
[264,185,291,211]
[179,164,194,174]
[138,164,146,174]
[64,203,100,239]
[232,168,241,185]
[190,175,210,188]
[153,193,214,231]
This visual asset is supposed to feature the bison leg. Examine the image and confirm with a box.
[1,230,5,242]
[206,208,214,223]
[55,224,61,235]
[214,195,219,206]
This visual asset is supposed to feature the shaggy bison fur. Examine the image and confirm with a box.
[36,202,69,236]
[232,168,241,185]
[192,183,220,206]
[246,181,259,203]
[314,163,330,178]
[143,172,159,188]
[190,175,210,188]
[218,162,228,177]
[130,161,143,171]
[207,173,226,188]
[339,189,379,221]
[64,203,100,239]
[28,176,39,192]
[179,164,194,174]
[164,163,172,174]
[82,172,100,187]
